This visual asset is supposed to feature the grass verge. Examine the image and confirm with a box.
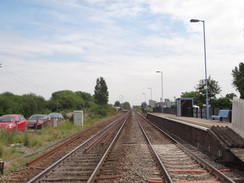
[0,115,116,162]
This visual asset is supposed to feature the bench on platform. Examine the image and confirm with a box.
[211,110,231,122]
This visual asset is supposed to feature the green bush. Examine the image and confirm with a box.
[0,129,15,144]
[23,134,29,147]
[29,139,42,147]
[0,144,4,157]
[88,104,117,118]
[10,148,24,155]
[42,108,52,114]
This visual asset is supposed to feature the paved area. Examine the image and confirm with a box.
[150,113,232,128]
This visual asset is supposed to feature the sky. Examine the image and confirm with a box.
[0,0,244,106]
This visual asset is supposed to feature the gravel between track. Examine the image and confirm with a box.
[95,111,161,182]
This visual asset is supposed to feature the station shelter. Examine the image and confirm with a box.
[176,98,194,117]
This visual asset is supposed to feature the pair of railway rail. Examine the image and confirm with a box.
[26,110,239,182]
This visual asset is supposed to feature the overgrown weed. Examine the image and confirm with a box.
[0,113,118,162]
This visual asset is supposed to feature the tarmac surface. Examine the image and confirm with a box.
[151,113,232,129]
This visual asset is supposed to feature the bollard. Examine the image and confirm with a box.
[0,161,4,175]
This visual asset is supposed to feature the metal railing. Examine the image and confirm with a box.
[153,107,232,122]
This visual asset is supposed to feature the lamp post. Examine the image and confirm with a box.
[156,71,163,102]
[148,87,152,100]
[190,19,209,120]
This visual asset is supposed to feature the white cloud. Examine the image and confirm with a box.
[0,0,243,105]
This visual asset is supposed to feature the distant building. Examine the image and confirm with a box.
[148,100,157,108]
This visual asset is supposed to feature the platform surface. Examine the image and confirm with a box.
[151,113,232,128]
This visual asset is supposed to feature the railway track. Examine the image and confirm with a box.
[0,114,126,183]
[27,111,130,182]
[27,110,165,182]
[22,110,244,182]
[26,114,124,170]
[90,110,162,182]
[136,112,241,183]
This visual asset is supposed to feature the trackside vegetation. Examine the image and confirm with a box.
[0,77,115,118]
[0,77,122,171]
[181,76,234,108]
[0,114,118,173]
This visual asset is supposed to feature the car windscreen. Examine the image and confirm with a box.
[29,115,44,120]
[0,116,14,122]
[49,113,59,118]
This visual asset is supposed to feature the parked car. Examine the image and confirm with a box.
[0,114,27,132]
[48,113,64,120]
[27,114,50,129]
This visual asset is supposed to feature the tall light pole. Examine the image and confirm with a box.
[148,87,152,100]
[156,71,163,102]
[190,19,209,120]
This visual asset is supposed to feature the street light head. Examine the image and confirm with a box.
[190,19,203,23]
[156,71,161,73]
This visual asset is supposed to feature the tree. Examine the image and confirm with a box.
[75,91,94,102]
[123,101,131,109]
[94,77,109,105]
[49,90,84,111]
[181,91,202,106]
[226,93,237,100]
[114,101,121,107]
[195,75,221,105]
[211,97,232,108]
[141,102,147,113]
[232,62,244,99]
[21,94,38,117]
[75,91,94,108]
[0,92,48,117]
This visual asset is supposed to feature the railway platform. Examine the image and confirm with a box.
[146,112,244,168]
[152,113,232,128]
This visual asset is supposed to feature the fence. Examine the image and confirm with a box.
[232,98,244,138]
[153,107,232,122]
[193,107,232,122]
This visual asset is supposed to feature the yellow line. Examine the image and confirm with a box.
[155,114,218,128]
[181,119,213,127]
[167,117,213,127]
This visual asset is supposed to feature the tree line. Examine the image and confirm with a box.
[181,62,244,108]
[0,77,117,118]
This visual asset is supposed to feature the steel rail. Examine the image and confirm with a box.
[26,112,129,183]
[26,127,93,167]
[27,114,124,167]
[85,118,123,152]
[135,112,173,183]
[137,112,235,183]
[177,143,235,183]
[102,120,122,145]
[87,110,131,183]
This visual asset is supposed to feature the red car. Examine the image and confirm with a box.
[27,114,50,129]
[0,114,27,132]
